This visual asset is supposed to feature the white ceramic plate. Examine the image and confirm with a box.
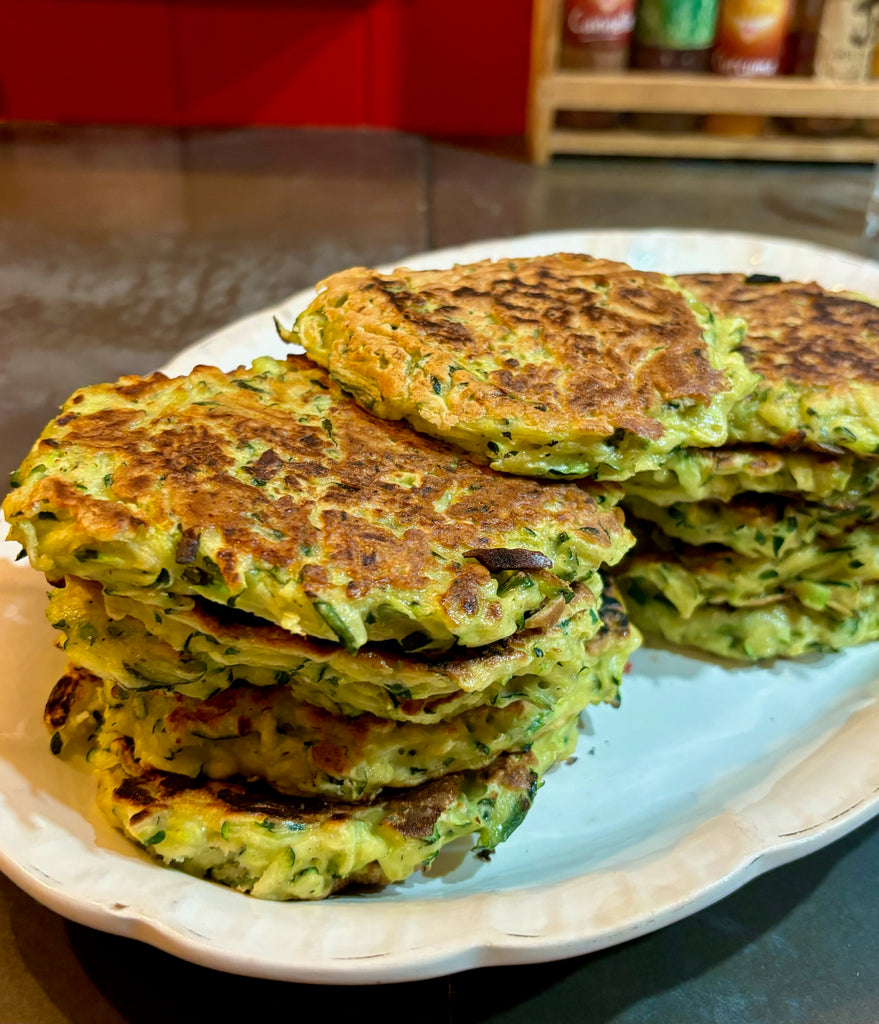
[3,229,879,985]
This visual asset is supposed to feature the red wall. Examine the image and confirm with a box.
[0,0,533,134]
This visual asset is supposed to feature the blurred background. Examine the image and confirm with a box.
[0,0,876,155]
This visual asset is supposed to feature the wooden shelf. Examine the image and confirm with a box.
[549,126,879,162]
[527,0,879,163]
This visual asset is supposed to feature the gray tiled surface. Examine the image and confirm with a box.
[1,125,879,1023]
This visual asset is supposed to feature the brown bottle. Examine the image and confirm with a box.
[559,0,637,128]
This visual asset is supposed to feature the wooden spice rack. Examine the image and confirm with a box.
[527,0,879,163]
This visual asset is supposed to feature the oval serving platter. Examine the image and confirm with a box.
[1,229,879,985]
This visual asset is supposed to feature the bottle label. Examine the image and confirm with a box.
[634,0,721,50]
[814,0,879,79]
[566,0,637,44]
[712,52,782,73]
[712,0,791,75]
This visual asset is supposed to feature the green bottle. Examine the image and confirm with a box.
[634,0,720,58]
[631,0,720,130]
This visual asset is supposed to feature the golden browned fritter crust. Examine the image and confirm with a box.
[677,273,879,455]
[287,254,753,478]
[5,355,631,650]
[678,273,879,387]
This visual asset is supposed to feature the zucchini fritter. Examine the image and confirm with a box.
[287,254,754,479]
[4,355,632,652]
[618,445,879,507]
[618,524,879,622]
[678,273,879,456]
[624,492,879,559]
[619,582,879,662]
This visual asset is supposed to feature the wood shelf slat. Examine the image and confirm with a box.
[549,127,879,161]
[549,71,879,118]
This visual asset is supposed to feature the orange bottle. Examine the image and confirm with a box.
[712,0,792,75]
[705,0,792,133]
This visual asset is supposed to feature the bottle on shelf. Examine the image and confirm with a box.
[814,0,879,77]
[558,0,638,127]
[782,0,825,74]
[798,0,879,134]
[630,0,722,130]
[704,0,793,135]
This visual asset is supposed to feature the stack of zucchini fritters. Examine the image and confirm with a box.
[6,253,879,900]
[3,333,638,900]
[292,254,879,662]
[616,273,879,660]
